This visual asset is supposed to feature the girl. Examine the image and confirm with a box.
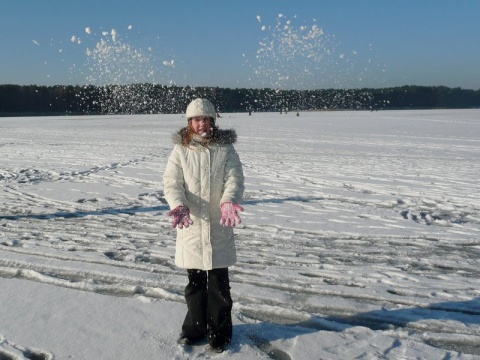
[163,98,245,352]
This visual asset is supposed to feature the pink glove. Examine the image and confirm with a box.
[220,202,244,227]
[167,205,193,229]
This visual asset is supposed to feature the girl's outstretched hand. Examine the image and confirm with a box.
[167,205,193,229]
[220,202,244,227]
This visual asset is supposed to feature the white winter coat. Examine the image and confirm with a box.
[163,128,245,270]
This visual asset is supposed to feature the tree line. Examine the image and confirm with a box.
[1,84,479,116]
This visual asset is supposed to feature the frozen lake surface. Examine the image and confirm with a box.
[1,109,479,359]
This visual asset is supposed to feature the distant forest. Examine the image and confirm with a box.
[1,84,479,116]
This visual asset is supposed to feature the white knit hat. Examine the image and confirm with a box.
[186,98,216,120]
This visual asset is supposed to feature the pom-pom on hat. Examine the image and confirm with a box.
[186,98,216,121]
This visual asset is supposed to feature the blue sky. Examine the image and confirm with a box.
[1,0,479,90]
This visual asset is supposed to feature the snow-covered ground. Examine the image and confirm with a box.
[1,109,479,359]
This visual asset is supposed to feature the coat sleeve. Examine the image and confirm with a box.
[221,145,245,205]
[163,145,188,209]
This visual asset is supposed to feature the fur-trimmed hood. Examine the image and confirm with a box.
[172,128,237,146]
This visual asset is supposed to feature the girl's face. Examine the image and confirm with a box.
[190,116,213,137]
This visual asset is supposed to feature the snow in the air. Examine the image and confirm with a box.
[1,110,479,359]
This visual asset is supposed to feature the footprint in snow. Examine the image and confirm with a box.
[0,335,53,360]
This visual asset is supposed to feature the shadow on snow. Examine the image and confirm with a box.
[0,196,323,221]
[233,298,480,359]
[0,205,169,220]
